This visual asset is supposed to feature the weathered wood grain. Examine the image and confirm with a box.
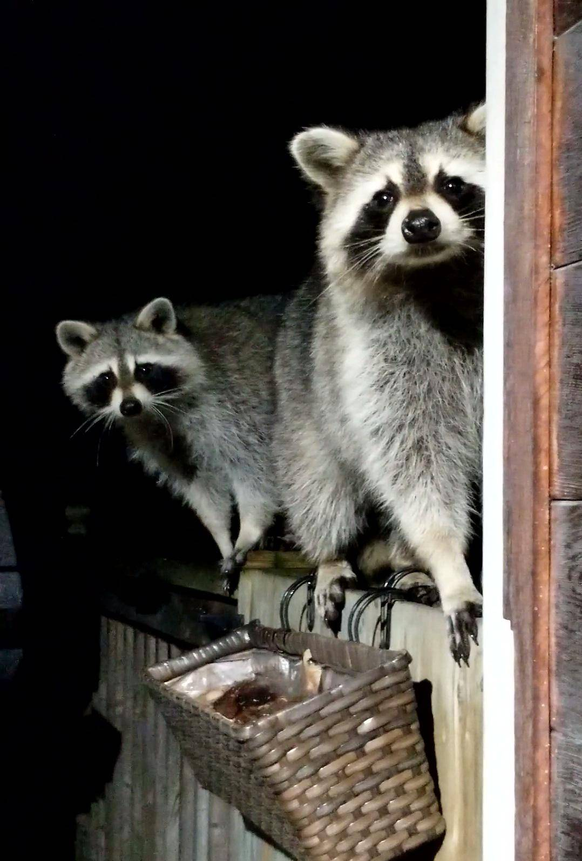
[550,501,582,860]
[552,20,582,267]
[120,624,134,858]
[551,262,582,497]
[554,0,582,36]
[505,1,554,859]
[552,734,582,859]
[245,549,312,571]
[551,501,582,729]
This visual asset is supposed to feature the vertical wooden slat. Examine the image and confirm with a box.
[93,616,108,861]
[551,20,582,268]
[505,1,554,859]
[120,624,134,859]
[550,263,582,497]
[154,639,170,861]
[105,619,123,860]
[195,783,210,860]
[179,756,196,861]
[144,634,158,860]
[131,630,146,861]
[209,793,231,860]
[165,644,182,860]
[551,501,582,859]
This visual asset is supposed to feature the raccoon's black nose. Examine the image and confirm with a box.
[401,209,442,244]
[120,397,143,417]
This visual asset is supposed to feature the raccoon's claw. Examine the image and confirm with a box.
[446,603,481,667]
[219,557,241,597]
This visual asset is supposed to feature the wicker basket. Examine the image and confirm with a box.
[145,621,445,860]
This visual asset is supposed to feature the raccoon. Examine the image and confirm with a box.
[275,105,485,664]
[57,295,285,590]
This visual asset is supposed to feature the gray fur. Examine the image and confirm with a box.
[276,106,485,662]
[57,295,286,581]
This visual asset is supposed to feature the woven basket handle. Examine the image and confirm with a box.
[147,620,409,683]
[250,622,409,673]
[147,623,257,682]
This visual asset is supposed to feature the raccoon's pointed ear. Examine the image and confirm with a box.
[56,321,98,357]
[461,103,486,137]
[290,127,360,191]
[135,297,177,335]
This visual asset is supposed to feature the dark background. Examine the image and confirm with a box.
[1,1,485,856]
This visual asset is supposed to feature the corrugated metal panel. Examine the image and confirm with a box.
[77,618,288,861]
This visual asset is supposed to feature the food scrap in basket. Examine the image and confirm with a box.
[208,650,322,724]
[212,680,288,723]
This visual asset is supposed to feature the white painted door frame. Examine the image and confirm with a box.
[483,1,515,859]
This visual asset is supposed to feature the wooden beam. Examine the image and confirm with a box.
[504,1,554,859]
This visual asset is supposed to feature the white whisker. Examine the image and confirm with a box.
[151,405,174,450]
[70,411,108,439]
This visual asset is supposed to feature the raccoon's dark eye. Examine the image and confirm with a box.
[442,176,467,196]
[370,190,395,209]
[97,371,114,384]
[135,363,154,378]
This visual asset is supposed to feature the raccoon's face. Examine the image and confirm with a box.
[57,298,202,424]
[291,104,485,287]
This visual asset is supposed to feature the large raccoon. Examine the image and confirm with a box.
[57,295,285,590]
[276,105,485,664]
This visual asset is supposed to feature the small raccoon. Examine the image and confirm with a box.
[276,105,485,664]
[57,295,285,590]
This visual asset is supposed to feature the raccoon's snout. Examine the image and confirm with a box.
[401,209,441,244]
[120,396,143,417]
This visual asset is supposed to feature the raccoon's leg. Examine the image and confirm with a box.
[184,479,234,567]
[219,482,278,594]
[278,424,364,633]
[233,490,276,565]
[391,499,482,665]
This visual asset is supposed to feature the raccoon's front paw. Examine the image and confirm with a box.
[219,556,241,597]
[315,562,358,636]
[446,598,482,667]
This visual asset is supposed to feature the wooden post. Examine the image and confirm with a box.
[504,1,554,859]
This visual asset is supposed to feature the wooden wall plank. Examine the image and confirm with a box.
[551,735,582,860]
[551,262,582,497]
[550,501,582,860]
[551,502,582,729]
[505,1,554,859]
[554,0,582,36]
[552,21,582,267]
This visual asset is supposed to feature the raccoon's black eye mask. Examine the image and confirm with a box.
[85,371,117,408]
[369,187,397,211]
[434,170,481,212]
[134,362,182,395]
[343,180,400,259]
